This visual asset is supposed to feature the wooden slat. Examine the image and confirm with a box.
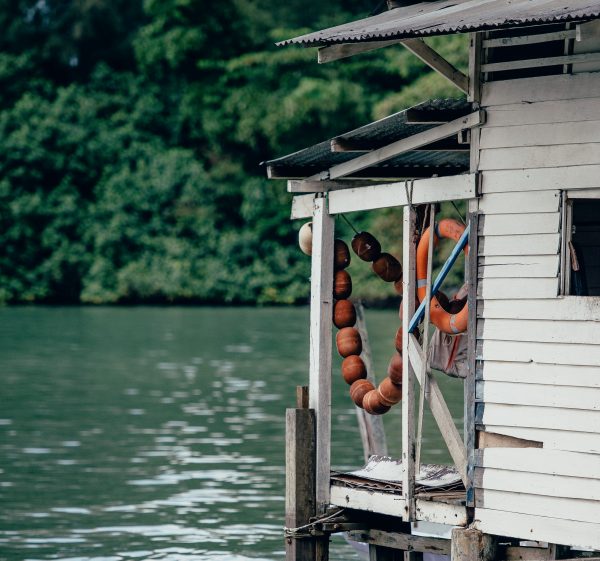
[479,318,600,345]
[478,256,560,279]
[482,73,600,106]
[477,360,600,388]
[485,98,600,127]
[479,143,600,171]
[477,191,560,214]
[475,467,600,501]
[477,278,558,300]
[328,112,484,180]
[477,402,600,433]
[477,430,541,450]
[482,29,578,49]
[308,197,334,508]
[477,297,600,321]
[478,425,600,454]
[482,52,600,73]
[346,529,451,555]
[477,339,600,367]
[479,214,560,236]
[479,233,560,256]
[475,508,600,551]
[474,448,600,480]
[480,120,600,149]
[475,489,600,524]
[481,165,600,194]
[476,380,600,411]
[327,174,477,214]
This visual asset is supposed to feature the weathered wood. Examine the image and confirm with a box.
[401,38,469,94]
[347,529,450,555]
[328,112,484,180]
[476,380,600,411]
[355,302,388,462]
[291,194,316,220]
[475,508,600,551]
[408,334,468,485]
[451,527,496,561]
[476,402,600,433]
[474,467,600,501]
[482,52,600,73]
[468,32,482,103]
[309,197,334,510]
[477,296,600,321]
[327,174,477,214]
[370,544,403,561]
[288,179,376,193]
[477,191,560,214]
[285,405,316,561]
[504,545,558,561]
[477,361,600,388]
[482,72,600,106]
[296,386,309,409]
[480,120,600,149]
[476,431,542,449]
[478,318,600,346]
[482,29,578,48]
[475,489,600,525]
[318,39,403,63]
[477,339,600,367]
[479,213,559,236]
[402,205,417,521]
[479,143,600,171]
[479,233,560,256]
[477,277,559,300]
[482,166,600,194]
[478,257,560,279]
[474,448,600,479]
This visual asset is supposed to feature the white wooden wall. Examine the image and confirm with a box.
[473,69,600,550]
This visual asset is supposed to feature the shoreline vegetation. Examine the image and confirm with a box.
[1,1,467,306]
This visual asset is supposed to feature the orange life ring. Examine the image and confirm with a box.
[416,218,469,334]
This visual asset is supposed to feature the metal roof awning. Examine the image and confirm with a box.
[263,99,473,181]
[278,0,600,47]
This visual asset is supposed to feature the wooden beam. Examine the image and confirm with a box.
[271,164,466,181]
[291,194,315,220]
[405,108,471,124]
[451,528,496,561]
[331,136,469,153]
[408,334,468,485]
[327,173,477,215]
[402,205,417,521]
[401,39,469,94]
[308,197,334,510]
[318,39,404,63]
[482,28,578,48]
[288,179,376,193]
[328,111,484,180]
[347,529,450,555]
[285,399,316,560]
[482,52,600,73]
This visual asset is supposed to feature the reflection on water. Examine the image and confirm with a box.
[0,307,462,560]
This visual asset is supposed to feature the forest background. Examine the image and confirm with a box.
[0,0,468,305]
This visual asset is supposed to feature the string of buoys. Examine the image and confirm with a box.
[298,222,405,416]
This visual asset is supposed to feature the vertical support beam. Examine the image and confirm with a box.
[355,302,388,462]
[468,32,483,103]
[370,545,404,561]
[402,205,417,521]
[309,196,335,510]
[451,528,496,561]
[465,212,479,508]
[285,387,316,561]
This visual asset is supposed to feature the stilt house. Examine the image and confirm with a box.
[265,2,600,560]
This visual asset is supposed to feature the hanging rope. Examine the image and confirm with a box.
[283,508,346,539]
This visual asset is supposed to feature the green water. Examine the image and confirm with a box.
[0,307,463,561]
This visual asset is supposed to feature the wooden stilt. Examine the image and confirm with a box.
[451,528,496,561]
[285,387,316,561]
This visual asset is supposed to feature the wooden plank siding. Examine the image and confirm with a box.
[474,67,600,546]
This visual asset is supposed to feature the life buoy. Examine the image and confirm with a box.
[416,218,469,334]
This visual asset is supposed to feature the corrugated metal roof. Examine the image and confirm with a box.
[278,0,600,47]
[263,98,471,179]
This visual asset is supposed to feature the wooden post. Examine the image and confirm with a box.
[451,528,496,561]
[370,545,404,561]
[355,302,388,462]
[285,387,316,561]
[402,204,417,520]
[309,196,335,511]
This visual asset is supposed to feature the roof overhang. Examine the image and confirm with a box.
[278,0,600,47]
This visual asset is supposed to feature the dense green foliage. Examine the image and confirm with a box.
[0,0,468,304]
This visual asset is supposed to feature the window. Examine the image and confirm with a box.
[562,193,600,296]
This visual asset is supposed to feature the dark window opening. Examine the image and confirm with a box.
[567,199,600,297]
